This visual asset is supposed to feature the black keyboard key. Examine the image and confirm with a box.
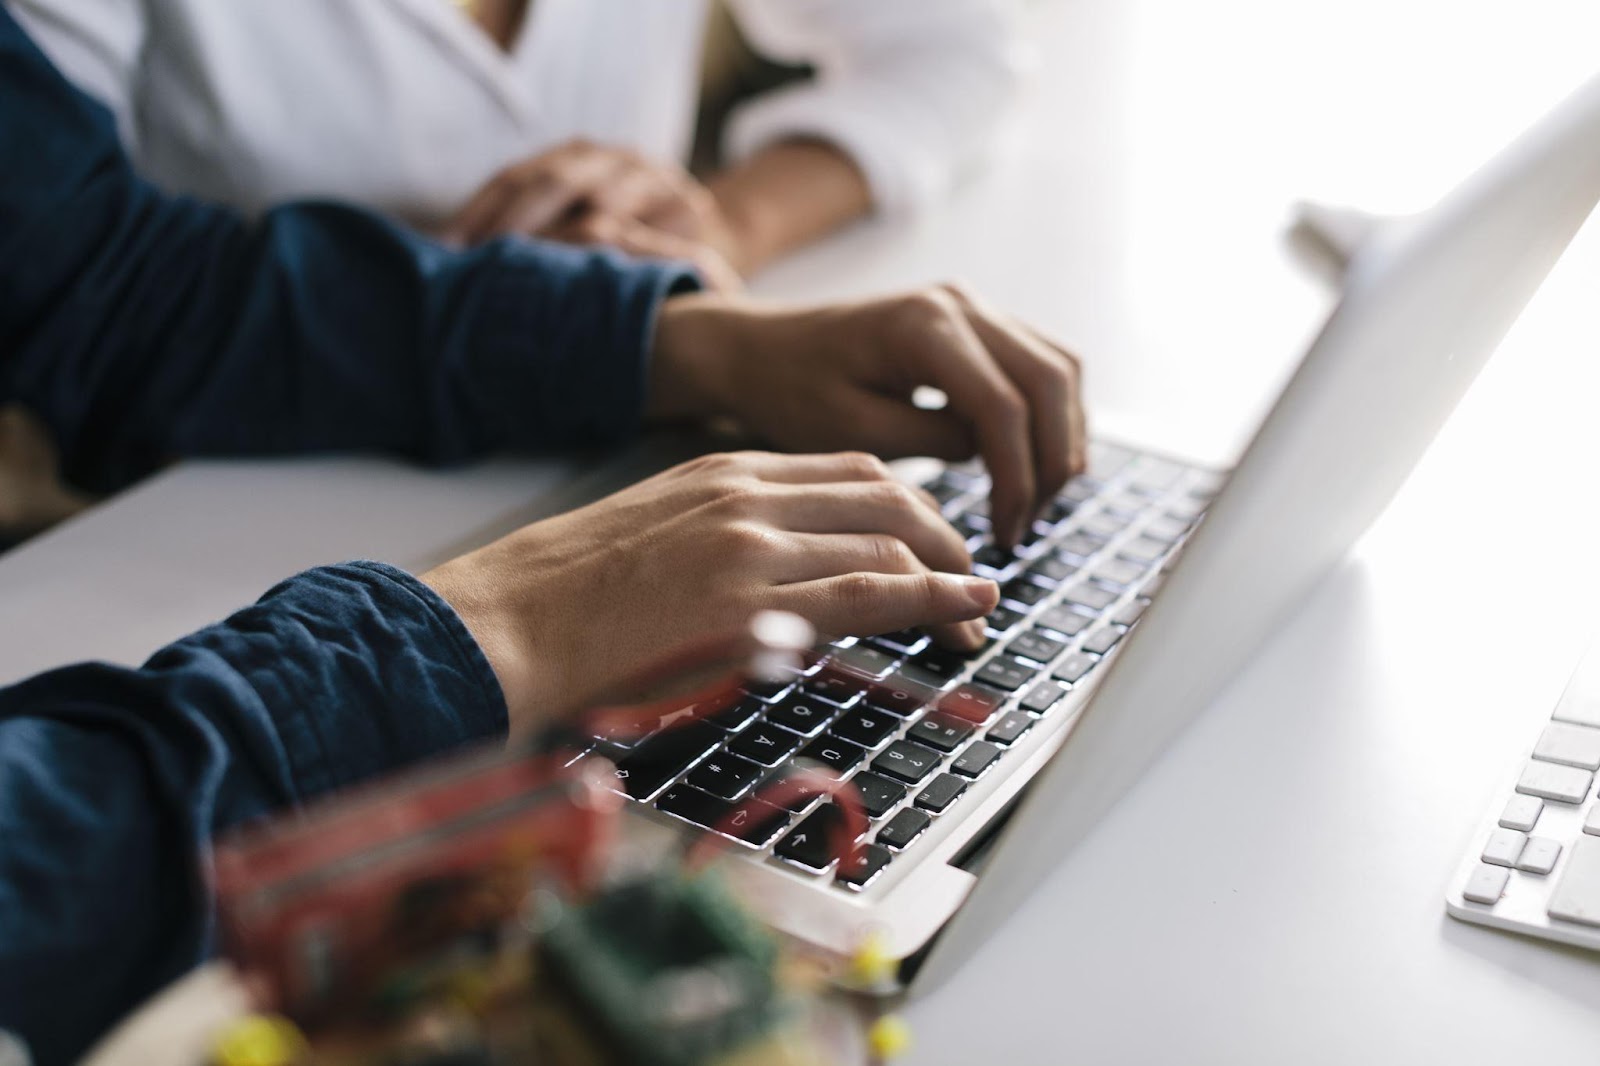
[877,807,932,850]
[744,670,799,702]
[938,684,1003,725]
[761,765,833,811]
[726,801,791,846]
[986,605,1026,633]
[727,722,802,765]
[1008,630,1067,664]
[707,697,763,732]
[972,544,1020,574]
[867,629,927,656]
[655,784,731,829]
[848,772,907,818]
[1037,605,1093,637]
[798,735,867,775]
[1064,582,1118,612]
[915,773,968,814]
[767,693,839,735]
[836,843,893,889]
[831,643,898,678]
[685,752,764,800]
[951,741,1002,779]
[896,661,958,692]
[974,656,1035,693]
[1027,555,1078,586]
[1000,579,1050,607]
[830,706,899,748]
[865,673,940,716]
[987,710,1035,746]
[656,786,791,847]
[1082,625,1126,655]
[872,740,942,785]
[776,803,856,871]
[803,674,866,708]
[1020,680,1066,715]
[908,712,973,753]
[1052,652,1098,684]
[1042,498,1077,525]
[1015,521,1053,550]
[612,721,722,799]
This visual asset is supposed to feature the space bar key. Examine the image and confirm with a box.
[1548,835,1600,927]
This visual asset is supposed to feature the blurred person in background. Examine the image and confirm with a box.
[11,0,1028,289]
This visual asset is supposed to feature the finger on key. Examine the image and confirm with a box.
[894,293,1034,548]
[770,481,973,577]
[775,571,997,651]
[946,287,1085,515]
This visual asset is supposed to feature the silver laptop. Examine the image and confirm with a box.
[591,71,1600,991]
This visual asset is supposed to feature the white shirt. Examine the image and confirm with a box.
[13,0,1028,229]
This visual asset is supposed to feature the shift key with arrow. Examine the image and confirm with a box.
[776,803,859,871]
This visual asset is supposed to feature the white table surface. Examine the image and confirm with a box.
[5,1,1600,1061]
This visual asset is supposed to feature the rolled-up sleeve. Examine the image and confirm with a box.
[0,563,507,1066]
[722,0,1031,217]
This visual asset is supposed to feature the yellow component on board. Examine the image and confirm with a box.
[211,1014,306,1066]
[866,1015,912,1060]
[847,931,896,988]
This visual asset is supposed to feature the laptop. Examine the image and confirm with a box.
[585,71,1600,992]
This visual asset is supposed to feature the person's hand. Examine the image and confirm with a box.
[649,285,1087,548]
[441,139,748,291]
[419,451,998,739]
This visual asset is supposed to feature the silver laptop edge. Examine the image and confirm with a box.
[912,71,1600,991]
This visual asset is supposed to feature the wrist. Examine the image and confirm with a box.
[419,557,549,742]
[646,292,751,421]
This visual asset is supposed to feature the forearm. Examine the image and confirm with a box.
[0,563,506,1066]
[707,139,872,273]
[0,8,698,493]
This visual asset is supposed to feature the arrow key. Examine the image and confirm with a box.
[776,804,857,871]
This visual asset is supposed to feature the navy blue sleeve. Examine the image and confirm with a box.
[0,562,509,1066]
[0,7,698,493]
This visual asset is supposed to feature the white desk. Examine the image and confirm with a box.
[4,1,1600,1061]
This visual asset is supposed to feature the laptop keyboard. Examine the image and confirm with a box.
[586,443,1220,892]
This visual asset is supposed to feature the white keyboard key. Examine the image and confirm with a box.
[1584,804,1600,836]
[1552,690,1600,729]
[1481,828,1527,867]
[1548,835,1600,927]
[1515,760,1594,804]
[1462,863,1510,905]
[1498,795,1543,832]
[1516,836,1562,875]
[1533,721,1600,770]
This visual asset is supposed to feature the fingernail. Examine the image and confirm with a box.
[961,576,999,612]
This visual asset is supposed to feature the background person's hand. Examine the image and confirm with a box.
[649,285,1087,548]
[441,139,748,291]
[419,451,998,739]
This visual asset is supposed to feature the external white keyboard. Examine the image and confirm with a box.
[1447,639,1600,948]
